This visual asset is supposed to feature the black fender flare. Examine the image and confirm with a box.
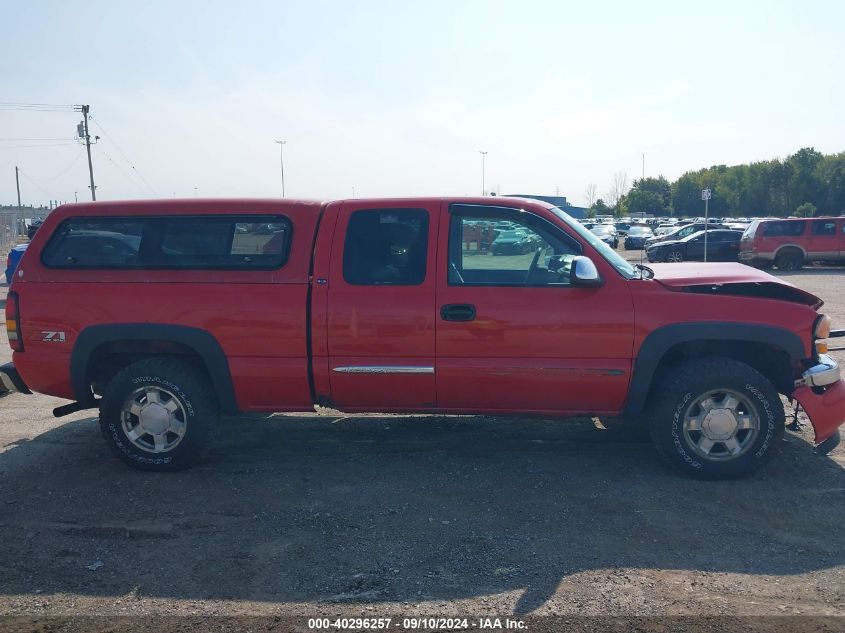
[622,322,805,417]
[70,324,238,414]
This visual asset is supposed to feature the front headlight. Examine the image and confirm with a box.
[815,314,832,354]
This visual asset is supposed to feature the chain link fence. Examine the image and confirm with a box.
[0,208,47,255]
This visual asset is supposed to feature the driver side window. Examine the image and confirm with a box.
[448,208,579,286]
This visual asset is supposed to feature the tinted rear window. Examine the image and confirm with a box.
[42,215,291,269]
[762,220,805,237]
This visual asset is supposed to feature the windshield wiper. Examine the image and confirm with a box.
[634,263,655,279]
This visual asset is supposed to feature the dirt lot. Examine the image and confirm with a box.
[0,268,843,621]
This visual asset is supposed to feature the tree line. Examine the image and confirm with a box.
[587,147,845,218]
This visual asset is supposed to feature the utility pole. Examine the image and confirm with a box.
[15,166,21,207]
[642,153,645,180]
[74,191,78,203]
[275,140,287,197]
[479,150,488,195]
[75,105,98,201]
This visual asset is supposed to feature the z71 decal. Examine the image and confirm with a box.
[41,331,66,343]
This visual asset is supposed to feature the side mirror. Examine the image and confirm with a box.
[569,256,603,287]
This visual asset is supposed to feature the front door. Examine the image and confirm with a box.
[435,203,635,415]
[326,201,439,411]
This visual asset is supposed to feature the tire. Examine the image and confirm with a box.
[645,357,784,479]
[99,358,218,471]
[775,251,803,271]
[666,249,684,263]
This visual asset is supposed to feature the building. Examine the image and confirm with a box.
[503,194,587,219]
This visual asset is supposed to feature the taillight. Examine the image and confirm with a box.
[6,291,23,352]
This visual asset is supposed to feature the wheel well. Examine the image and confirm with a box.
[86,340,211,397]
[648,340,795,399]
[775,245,805,261]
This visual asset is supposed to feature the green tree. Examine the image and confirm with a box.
[794,202,817,217]
[672,173,704,216]
[788,148,824,212]
[593,199,610,216]
[631,176,672,213]
[626,189,664,217]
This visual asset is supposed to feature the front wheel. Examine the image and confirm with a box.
[100,358,218,471]
[666,249,684,262]
[646,357,784,479]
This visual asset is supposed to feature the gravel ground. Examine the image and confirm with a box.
[0,268,843,622]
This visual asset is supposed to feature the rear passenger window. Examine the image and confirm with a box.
[42,216,291,269]
[343,209,429,285]
[812,221,836,236]
[763,221,805,237]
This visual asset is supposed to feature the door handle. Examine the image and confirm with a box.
[441,303,476,322]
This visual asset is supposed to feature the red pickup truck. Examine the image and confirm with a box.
[3,197,843,478]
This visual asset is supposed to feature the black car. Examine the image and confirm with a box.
[645,229,743,263]
[491,230,535,255]
[644,222,726,248]
[27,219,44,239]
[623,226,654,250]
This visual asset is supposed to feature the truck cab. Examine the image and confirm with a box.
[3,197,843,478]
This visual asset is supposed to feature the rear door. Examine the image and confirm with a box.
[325,200,439,410]
[809,219,840,262]
[702,230,741,261]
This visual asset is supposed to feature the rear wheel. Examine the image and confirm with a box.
[100,358,218,471]
[775,251,803,271]
[645,357,784,479]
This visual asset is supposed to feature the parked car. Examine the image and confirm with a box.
[491,229,536,254]
[624,225,654,249]
[615,221,631,236]
[739,217,845,270]
[2,197,843,479]
[27,219,44,240]
[645,229,743,263]
[644,222,725,248]
[589,224,618,248]
[5,244,27,283]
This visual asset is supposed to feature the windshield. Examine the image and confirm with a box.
[628,226,652,236]
[547,207,636,279]
[591,226,611,235]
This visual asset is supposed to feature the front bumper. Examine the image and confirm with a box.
[793,354,844,447]
[0,362,31,396]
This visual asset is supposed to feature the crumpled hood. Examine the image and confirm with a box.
[648,262,823,308]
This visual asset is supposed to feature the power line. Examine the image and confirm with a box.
[0,142,79,149]
[94,144,151,195]
[88,115,158,196]
[17,168,59,198]
[0,137,78,142]
[0,102,76,112]
[24,151,85,183]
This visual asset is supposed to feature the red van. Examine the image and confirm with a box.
[739,217,845,270]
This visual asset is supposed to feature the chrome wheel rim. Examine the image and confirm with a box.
[667,251,683,262]
[682,389,760,461]
[121,386,187,453]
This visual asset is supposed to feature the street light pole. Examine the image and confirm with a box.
[701,189,712,262]
[275,140,287,197]
[479,150,488,196]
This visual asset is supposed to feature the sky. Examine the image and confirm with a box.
[1,0,844,207]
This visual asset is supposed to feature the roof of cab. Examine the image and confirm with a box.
[48,195,557,219]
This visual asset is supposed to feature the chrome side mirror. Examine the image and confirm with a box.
[569,256,603,287]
